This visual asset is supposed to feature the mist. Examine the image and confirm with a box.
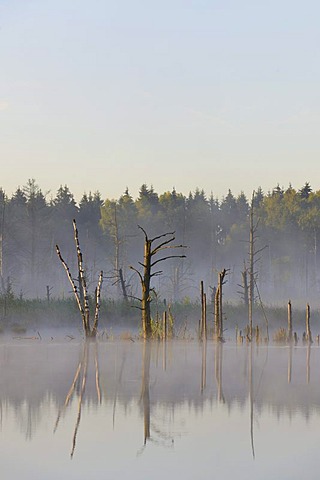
[0,180,318,311]
[0,338,319,478]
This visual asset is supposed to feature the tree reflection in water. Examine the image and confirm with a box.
[2,338,316,460]
[54,341,101,458]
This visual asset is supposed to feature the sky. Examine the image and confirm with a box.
[0,0,320,203]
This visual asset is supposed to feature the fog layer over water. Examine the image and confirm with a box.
[0,338,319,479]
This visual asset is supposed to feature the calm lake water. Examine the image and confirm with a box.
[0,335,319,479]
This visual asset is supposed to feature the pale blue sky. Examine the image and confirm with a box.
[1,0,319,201]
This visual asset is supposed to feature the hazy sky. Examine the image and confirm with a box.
[1,0,319,202]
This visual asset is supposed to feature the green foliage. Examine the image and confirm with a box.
[2,178,320,303]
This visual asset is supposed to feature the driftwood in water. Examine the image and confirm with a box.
[56,219,103,337]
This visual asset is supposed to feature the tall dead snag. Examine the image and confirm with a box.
[248,192,267,340]
[306,303,312,343]
[287,300,293,342]
[129,226,186,339]
[199,281,207,340]
[214,269,227,341]
[248,194,254,337]
[237,263,249,308]
[119,268,129,303]
[56,219,103,337]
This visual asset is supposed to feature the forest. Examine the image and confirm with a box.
[0,179,319,310]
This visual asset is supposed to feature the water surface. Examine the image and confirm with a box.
[0,337,319,479]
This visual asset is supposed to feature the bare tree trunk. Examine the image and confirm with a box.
[306,303,312,343]
[219,273,223,337]
[162,310,167,341]
[203,292,207,340]
[56,245,86,330]
[242,267,249,309]
[46,285,52,304]
[141,238,152,339]
[0,192,4,286]
[56,220,103,337]
[199,283,207,341]
[248,195,254,339]
[287,300,292,342]
[73,220,90,336]
[214,286,220,338]
[214,269,227,340]
[130,227,186,339]
[119,268,128,303]
[92,271,103,337]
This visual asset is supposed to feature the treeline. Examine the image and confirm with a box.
[0,179,319,304]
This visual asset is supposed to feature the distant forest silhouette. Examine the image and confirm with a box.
[0,179,318,304]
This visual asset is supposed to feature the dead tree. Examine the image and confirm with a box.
[56,219,103,337]
[248,192,267,339]
[237,262,249,308]
[119,268,129,303]
[0,190,5,291]
[46,285,53,304]
[306,303,312,344]
[129,226,186,339]
[287,300,292,342]
[199,281,207,340]
[214,269,228,341]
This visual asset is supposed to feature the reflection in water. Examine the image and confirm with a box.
[1,339,320,479]
[112,352,126,429]
[288,343,292,384]
[215,342,224,403]
[307,343,311,384]
[249,343,255,459]
[201,339,206,393]
[141,341,151,445]
[54,341,102,457]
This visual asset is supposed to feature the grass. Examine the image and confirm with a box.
[273,327,288,343]
[0,296,319,341]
